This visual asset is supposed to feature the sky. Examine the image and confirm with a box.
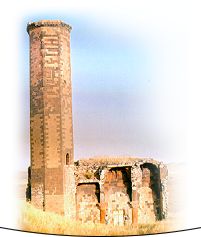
[16,0,201,170]
[1,0,201,231]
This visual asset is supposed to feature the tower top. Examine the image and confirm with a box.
[27,20,72,34]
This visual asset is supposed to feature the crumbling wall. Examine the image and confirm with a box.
[104,168,132,226]
[76,183,100,223]
[64,165,76,219]
[138,163,162,223]
[74,158,168,225]
[159,163,168,218]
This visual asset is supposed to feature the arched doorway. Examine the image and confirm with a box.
[138,163,162,223]
[76,183,100,223]
[104,167,132,226]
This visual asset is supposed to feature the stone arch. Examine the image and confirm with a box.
[104,167,132,226]
[76,182,100,223]
[138,163,162,223]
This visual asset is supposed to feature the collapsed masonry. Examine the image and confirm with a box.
[26,20,168,226]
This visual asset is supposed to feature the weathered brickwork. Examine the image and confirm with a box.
[27,20,168,225]
[104,168,132,225]
[27,20,74,214]
[74,158,168,225]
[77,183,100,223]
[64,165,76,219]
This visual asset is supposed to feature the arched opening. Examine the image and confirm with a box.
[66,153,69,165]
[104,167,132,226]
[26,166,31,202]
[76,183,100,223]
[139,163,162,222]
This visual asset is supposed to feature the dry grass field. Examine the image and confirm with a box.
[19,202,179,236]
[18,162,186,236]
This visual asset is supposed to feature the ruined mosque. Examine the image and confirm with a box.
[26,20,168,226]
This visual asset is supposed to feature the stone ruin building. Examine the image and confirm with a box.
[26,20,168,226]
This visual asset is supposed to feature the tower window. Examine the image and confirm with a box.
[66,153,70,165]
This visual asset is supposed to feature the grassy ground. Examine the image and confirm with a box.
[19,202,180,236]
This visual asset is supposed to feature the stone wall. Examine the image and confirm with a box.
[104,168,132,225]
[74,158,168,225]
[159,163,168,218]
[64,165,76,219]
[138,165,161,223]
[76,183,100,223]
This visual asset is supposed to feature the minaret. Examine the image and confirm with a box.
[27,20,74,214]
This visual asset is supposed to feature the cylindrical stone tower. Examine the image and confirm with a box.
[27,20,74,214]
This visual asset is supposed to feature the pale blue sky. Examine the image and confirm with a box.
[18,6,195,170]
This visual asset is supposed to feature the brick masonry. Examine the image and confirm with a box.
[26,20,168,225]
[76,183,100,223]
[74,158,168,225]
[27,20,74,214]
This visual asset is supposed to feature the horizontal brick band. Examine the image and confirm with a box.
[27,20,72,34]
